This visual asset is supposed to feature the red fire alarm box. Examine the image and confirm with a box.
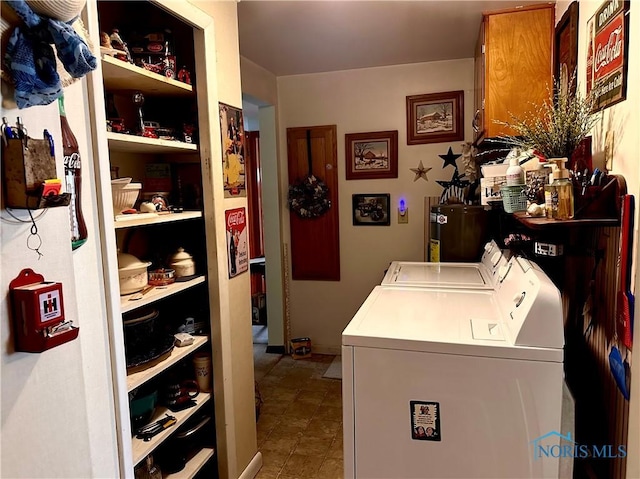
[9,269,79,352]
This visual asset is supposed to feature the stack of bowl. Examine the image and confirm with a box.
[111,177,142,216]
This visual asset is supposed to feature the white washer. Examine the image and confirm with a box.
[343,256,565,479]
[381,240,510,289]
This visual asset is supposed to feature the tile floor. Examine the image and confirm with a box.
[253,335,343,479]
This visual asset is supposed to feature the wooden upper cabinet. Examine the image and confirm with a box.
[474,3,554,141]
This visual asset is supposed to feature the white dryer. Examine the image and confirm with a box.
[343,256,565,478]
[381,240,510,289]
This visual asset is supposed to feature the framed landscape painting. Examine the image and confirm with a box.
[345,130,398,180]
[406,91,464,145]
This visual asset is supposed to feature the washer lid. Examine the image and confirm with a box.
[382,261,491,289]
[342,285,563,362]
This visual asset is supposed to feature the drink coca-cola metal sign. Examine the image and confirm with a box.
[225,207,248,278]
[586,0,630,111]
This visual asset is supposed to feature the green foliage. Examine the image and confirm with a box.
[496,75,600,159]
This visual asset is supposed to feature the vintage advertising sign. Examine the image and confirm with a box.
[225,207,248,278]
[586,0,630,110]
[219,103,247,197]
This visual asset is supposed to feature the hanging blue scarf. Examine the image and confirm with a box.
[4,0,97,109]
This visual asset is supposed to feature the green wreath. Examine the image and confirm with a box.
[288,175,331,219]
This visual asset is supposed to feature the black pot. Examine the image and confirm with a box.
[157,412,214,473]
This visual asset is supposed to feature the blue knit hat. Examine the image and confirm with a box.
[4,0,97,109]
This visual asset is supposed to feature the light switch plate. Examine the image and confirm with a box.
[398,208,409,224]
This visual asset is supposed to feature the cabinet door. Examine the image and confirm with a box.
[484,5,554,139]
[473,18,486,142]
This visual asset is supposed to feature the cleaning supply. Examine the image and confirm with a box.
[506,156,525,186]
[544,158,574,220]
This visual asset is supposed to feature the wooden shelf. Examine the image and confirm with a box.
[102,55,193,96]
[163,448,215,479]
[121,276,206,314]
[114,211,202,229]
[512,212,620,230]
[107,132,198,154]
[132,393,211,467]
[127,336,209,392]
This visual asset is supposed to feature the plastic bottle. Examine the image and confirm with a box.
[59,96,88,250]
[544,158,574,220]
[506,157,525,186]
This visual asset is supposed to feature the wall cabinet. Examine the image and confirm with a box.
[85,1,226,476]
[473,3,554,142]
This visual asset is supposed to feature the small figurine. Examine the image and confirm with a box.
[100,32,112,48]
[110,29,133,63]
[132,91,145,135]
[177,66,191,85]
[182,123,196,144]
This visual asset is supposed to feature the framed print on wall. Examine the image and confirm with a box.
[345,130,398,180]
[555,1,579,96]
[352,194,391,226]
[406,90,464,145]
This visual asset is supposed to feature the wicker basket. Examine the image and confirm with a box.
[500,185,527,213]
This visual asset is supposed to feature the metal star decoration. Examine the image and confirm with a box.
[437,168,471,202]
[439,147,462,169]
[410,160,432,182]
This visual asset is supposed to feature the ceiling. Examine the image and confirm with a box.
[238,0,551,77]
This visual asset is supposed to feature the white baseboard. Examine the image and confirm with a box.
[238,451,262,479]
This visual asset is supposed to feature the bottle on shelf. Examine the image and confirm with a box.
[506,156,525,186]
[544,158,574,220]
[59,96,88,250]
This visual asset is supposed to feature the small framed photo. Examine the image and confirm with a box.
[345,130,398,180]
[406,90,464,145]
[352,194,391,226]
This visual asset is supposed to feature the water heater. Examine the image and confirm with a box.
[429,205,488,262]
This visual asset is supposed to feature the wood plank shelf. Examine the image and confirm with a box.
[512,212,620,230]
[132,393,211,467]
[127,336,209,392]
[114,211,202,229]
[163,448,215,479]
[107,132,198,154]
[102,55,193,96]
[121,276,206,314]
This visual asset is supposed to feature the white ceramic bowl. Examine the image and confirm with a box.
[112,183,142,216]
[117,251,152,295]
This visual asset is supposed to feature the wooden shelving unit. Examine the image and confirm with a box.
[114,211,202,229]
[127,336,209,392]
[512,212,620,230]
[131,393,211,466]
[107,131,198,154]
[101,55,193,96]
[164,448,215,479]
[120,276,206,314]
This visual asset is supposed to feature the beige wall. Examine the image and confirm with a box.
[556,2,639,477]
[277,59,474,353]
[188,1,258,477]
[579,3,639,477]
[0,68,118,478]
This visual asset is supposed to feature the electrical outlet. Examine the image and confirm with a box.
[605,131,614,171]
[398,208,409,224]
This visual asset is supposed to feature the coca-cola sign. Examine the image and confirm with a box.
[64,152,81,170]
[593,13,624,82]
[225,208,248,278]
[586,0,629,111]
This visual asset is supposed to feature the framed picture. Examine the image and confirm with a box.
[225,208,248,278]
[352,194,390,226]
[586,0,630,111]
[555,1,579,96]
[406,91,464,145]
[219,103,246,197]
[345,130,398,180]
